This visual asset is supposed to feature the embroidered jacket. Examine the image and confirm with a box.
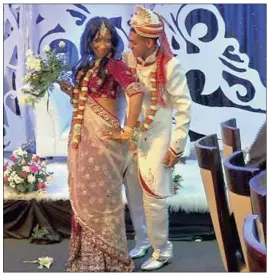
[123,50,192,157]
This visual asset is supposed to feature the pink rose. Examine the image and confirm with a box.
[10,155,16,162]
[37,182,46,190]
[4,176,8,183]
[32,156,40,162]
[30,164,39,173]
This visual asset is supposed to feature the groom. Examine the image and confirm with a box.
[123,6,192,271]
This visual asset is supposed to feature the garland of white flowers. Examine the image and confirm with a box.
[142,69,158,131]
[71,60,101,149]
[130,68,158,132]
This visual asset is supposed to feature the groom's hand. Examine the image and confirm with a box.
[162,151,180,168]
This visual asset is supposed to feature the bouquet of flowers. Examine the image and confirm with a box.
[3,147,53,193]
[19,41,71,106]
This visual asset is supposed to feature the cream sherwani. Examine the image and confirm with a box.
[123,49,191,257]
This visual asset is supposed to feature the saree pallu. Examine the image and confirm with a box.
[66,96,134,272]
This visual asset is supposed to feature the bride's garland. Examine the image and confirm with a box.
[70,59,158,150]
[71,60,101,149]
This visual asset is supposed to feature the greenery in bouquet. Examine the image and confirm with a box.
[3,147,53,193]
[19,41,71,106]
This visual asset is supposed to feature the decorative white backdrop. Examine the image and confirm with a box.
[4,4,266,152]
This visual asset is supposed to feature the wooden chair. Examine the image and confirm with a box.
[249,170,267,245]
[194,134,241,271]
[247,121,266,171]
[243,214,266,272]
[223,151,260,270]
[221,118,242,159]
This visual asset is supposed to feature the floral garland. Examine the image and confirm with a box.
[130,68,158,132]
[71,61,158,148]
[71,60,101,149]
[142,70,158,131]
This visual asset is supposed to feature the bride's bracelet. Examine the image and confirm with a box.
[121,128,133,139]
[124,126,135,133]
[121,126,140,143]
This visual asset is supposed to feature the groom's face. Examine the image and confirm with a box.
[128,30,149,59]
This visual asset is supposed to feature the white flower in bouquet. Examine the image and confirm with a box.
[11,171,16,177]
[4,165,12,176]
[13,147,21,156]
[7,172,14,179]
[22,166,31,172]
[4,170,10,177]
[27,174,36,183]
[26,56,41,71]
[40,161,47,167]
[10,182,16,188]
[20,43,71,106]
[26,49,33,57]
[4,148,54,194]
[43,45,51,53]
[14,175,24,184]
[13,147,27,157]
[58,41,66,48]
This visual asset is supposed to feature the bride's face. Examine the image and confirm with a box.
[91,28,112,59]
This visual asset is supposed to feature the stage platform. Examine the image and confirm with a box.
[4,157,214,243]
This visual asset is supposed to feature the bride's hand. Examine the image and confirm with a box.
[57,80,73,96]
[99,128,130,142]
[99,128,121,141]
